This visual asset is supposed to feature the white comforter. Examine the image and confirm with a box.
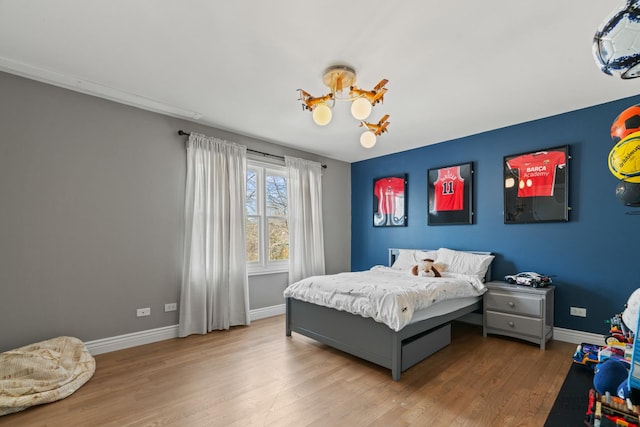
[284,266,487,331]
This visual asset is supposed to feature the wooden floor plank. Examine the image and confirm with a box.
[0,316,577,426]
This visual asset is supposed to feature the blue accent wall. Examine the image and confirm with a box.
[351,95,640,335]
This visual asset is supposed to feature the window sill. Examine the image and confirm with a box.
[248,268,289,277]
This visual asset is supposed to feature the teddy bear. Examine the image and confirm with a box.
[411,258,446,277]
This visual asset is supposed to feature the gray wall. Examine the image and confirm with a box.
[0,71,351,352]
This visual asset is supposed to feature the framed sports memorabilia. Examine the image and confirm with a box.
[373,174,407,227]
[427,162,473,225]
[503,145,570,224]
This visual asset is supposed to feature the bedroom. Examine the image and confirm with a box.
[2,1,640,425]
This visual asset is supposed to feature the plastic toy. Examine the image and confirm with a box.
[598,343,633,365]
[504,272,552,288]
[585,388,640,427]
[606,312,635,345]
[573,343,601,369]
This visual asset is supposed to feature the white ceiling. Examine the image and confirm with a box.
[1,1,639,163]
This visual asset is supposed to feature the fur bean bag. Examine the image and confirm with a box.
[0,336,95,416]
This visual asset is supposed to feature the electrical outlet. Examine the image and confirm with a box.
[136,307,151,317]
[570,306,587,317]
[164,303,177,312]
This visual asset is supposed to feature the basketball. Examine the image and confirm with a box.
[608,132,640,182]
[616,179,640,206]
[611,105,640,143]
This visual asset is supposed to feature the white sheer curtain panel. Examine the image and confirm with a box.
[179,133,250,337]
[285,156,325,283]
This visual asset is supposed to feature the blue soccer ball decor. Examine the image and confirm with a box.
[593,0,640,79]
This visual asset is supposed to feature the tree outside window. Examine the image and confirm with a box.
[246,162,288,273]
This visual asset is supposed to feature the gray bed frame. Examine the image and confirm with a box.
[285,248,492,381]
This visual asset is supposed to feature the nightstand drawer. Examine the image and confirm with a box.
[485,291,542,317]
[485,311,543,337]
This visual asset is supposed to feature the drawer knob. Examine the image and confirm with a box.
[508,321,515,327]
[508,301,515,308]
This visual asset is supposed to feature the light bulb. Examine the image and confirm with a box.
[360,131,377,148]
[351,97,372,120]
[312,103,332,126]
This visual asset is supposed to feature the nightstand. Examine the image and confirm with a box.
[483,281,555,350]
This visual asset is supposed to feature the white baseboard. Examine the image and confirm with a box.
[85,305,602,356]
[85,304,286,355]
[85,324,179,355]
[552,327,605,346]
[250,303,285,321]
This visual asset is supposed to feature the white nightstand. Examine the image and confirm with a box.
[483,281,555,350]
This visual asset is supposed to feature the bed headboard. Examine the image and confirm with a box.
[388,248,493,282]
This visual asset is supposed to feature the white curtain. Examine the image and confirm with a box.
[285,156,325,283]
[179,133,250,337]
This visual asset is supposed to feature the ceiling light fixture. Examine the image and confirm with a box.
[298,65,390,148]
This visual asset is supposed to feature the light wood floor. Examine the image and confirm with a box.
[0,316,578,427]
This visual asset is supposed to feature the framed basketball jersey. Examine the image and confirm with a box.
[427,162,473,225]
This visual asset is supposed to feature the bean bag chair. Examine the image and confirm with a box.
[0,336,95,416]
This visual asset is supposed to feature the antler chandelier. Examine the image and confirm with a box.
[298,65,390,148]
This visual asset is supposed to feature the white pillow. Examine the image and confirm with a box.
[391,249,438,270]
[436,248,494,280]
[414,250,438,262]
[391,249,417,270]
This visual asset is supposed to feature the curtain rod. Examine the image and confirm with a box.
[177,130,327,169]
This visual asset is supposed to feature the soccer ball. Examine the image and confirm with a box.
[608,132,640,182]
[593,1,640,79]
[611,104,640,143]
[616,179,640,205]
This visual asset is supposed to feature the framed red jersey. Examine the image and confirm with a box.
[427,162,473,225]
[373,174,407,227]
[504,145,570,223]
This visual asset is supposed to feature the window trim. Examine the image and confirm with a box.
[246,159,289,276]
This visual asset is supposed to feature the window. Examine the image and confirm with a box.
[246,161,288,274]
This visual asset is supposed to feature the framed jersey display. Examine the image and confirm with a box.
[373,174,408,227]
[503,145,570,224]
[427,162,473,225]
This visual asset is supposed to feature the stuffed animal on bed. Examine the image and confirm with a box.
[411,259,446,277]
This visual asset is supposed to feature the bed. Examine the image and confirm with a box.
[285,247,494,381]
